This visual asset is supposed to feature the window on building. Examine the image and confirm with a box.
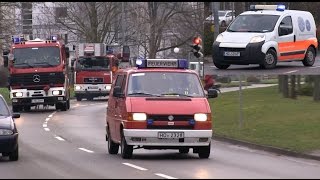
[55,7,68,20]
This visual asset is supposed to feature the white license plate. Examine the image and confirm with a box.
[88,86,98,89]
[224,51,240,57]
[158,132,184,139]
[32,99,44,103]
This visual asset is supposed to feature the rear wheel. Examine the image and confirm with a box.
[76,96,82,101]
[24,106,31,112]
[198,143,211,159]
[302,47,316,66]
[107,128,119,154]
[9,145,19,161]
[12,106,22,113]
[260,49,277,69]
[120,131,133,159]
[66,99,70,110]
[179,147,189,154]
[214,62,230,69]
[87,97,94,101]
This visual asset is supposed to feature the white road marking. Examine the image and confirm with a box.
[155,173,177,179]
[309,66,320,69]
[122,163,148,171]
[282,157,320,166]
[55,136,65,141]
[45,118,50,121]
[284,70,298,74]
[78,148,94,153]
[48,114,53,118]
[42,124,47,128]
[44,128,50,131]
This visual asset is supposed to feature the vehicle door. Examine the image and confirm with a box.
[277,15,301,61]
[107,73,124,142]
[114,74,127,141]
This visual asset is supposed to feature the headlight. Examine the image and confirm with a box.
[132,113,147,121]
[75,86,81,90]
[0,129,13,136]
[194,113,208,121]
[250,35,265,43]
[215,34,223,42]
[105,85,111,91]
[14,92,23,97]
[52,90,62,95]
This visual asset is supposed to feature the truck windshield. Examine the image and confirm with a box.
[127,72,205,97]
[76,57,110,71]
[13,47,60,68]
[227,14,280,33]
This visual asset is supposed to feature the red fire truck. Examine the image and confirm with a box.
[2,35,71,112]
[71,43,119,101]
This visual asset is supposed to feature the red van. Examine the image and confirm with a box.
[106,59,219,159]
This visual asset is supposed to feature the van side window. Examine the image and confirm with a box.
[278,16,293,36]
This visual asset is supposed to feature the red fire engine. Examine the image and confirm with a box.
[71,43,119,101]
[2,35,71,112]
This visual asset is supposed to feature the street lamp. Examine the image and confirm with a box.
[174,47,179,53]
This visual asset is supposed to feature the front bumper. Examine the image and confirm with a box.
[0,133,18,153]
[74,84,111,96]
[212,41,266,65]
[123,129,212,146]
[11,87,67,106]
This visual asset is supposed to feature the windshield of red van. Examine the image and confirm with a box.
[76,57,110,71]
[127,72,205,97]
[13,47,60,68]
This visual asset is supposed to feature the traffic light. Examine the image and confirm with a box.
[192,37,203,58]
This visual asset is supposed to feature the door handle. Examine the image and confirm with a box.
[293,35,296,42]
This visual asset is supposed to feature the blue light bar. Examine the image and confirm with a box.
[136,59,189,69]
[12,35,24,44]
[276,4,285,11]
[50,35,58,41]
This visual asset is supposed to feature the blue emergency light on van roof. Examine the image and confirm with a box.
[249,4,286,11]
[50,35,58,41]
[136,59,189,69]
[12,35,24,44]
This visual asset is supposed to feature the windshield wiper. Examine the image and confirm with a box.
[128,92,160,97]
[33,62,55,67]
[14,62,33,68]
[160,93,193,98]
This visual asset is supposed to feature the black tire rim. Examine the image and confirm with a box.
[307,50,314,63]
[265,53,275,65]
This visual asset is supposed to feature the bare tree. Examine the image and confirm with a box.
[290,75,296,99]
[313,75,320,102]
[282,75,289,98]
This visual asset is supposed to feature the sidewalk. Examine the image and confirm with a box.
[213,84,320,161]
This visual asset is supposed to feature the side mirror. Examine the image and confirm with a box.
[207,89,218,99]
[113,86,124,98]
[12,113,20,119]
[3,50,10,67]
[65,47,70,58]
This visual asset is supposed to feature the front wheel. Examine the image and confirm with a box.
[198,143,211,159]
[120,133,133,159]
[260,49,277,69]
[302,47,316,66]
[9,145,19,161]
[12,106,22,113]
[179,147,189,154]
[214,62,230,69]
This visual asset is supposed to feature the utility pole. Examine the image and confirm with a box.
[239,74,243,129]
[212,2,220,41]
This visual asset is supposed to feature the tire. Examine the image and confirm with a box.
[66,99,70,110]
[107,128,119,155]
[12,106,22,113]
[120,132,133,159]
[9,145,19,161]
[221,21,227,27]
[76,96,82,101]
[198,143,211,159]
[260,49,277,69]
[302,47,316,66]
[87,97,94,101]
[179,147,189,154]
[214,62,230,70]
[61,102,68,111]
[24,106,31,112]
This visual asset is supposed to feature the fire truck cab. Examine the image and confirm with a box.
[3,35,71,112]
[106,58,219,159]
[71,43,119,101]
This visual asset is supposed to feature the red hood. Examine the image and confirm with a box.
[128,97,211,114]
[76,71,112,84]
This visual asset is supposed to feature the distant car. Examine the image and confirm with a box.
[206,10,235,27]
[0,94,20,161]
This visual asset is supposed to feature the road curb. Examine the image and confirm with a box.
[212,134,320,161]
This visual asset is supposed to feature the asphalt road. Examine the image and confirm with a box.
[1,99,320,179]
[203,56,320,75]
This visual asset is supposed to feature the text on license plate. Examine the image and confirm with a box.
[32,99,44,103]
[224,51,240,56]
[158,132,184,139]
[88,86,98,89]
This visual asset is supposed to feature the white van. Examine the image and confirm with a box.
[212,5,318,69]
